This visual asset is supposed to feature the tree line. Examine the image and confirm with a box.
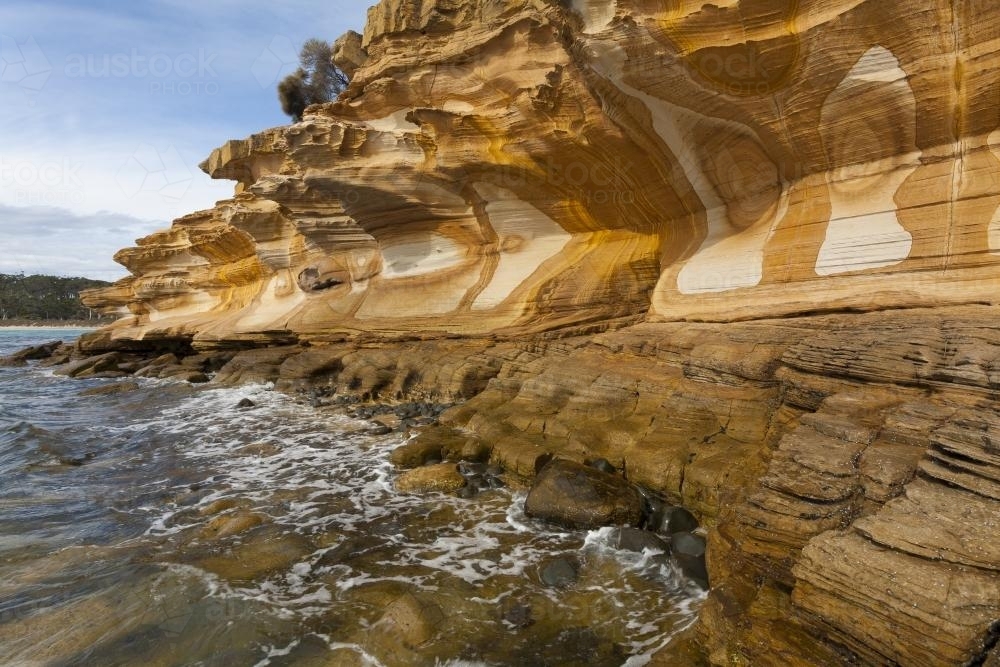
[0,273,112,321]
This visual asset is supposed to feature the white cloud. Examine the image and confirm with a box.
[0,204,163,280]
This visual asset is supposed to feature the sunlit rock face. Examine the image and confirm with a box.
[86,0,1000,339]
[78,2,1000,663]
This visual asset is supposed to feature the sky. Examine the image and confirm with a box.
[0,0,373,280]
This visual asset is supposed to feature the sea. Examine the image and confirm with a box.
[0,328,703,666]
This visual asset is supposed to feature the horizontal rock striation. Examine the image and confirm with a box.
[36,306,994,664]
[84,0,1000,341]
[74,0,1000,664]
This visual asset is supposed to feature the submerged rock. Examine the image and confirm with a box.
[192,526,312,582]
[79,381,140,397]
[199,510,268,539]
[539,556,579,588]
[500,599,535,629]
[524,459,642,529]
[372,593,445,649]
[234,442,281,458]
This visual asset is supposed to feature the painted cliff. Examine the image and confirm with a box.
[77,1,1000,664]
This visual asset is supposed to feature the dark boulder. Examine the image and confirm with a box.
[456,484,479,499]
[524,459,642,529]
[610,527,670,553]
[640,495,666,531]
[458,461,487,476]
[659,506,699,535]
[672,531,708,589]
[54,352,121,378]
[0,340,63,366]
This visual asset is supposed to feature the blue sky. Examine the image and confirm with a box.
[0,0,373,280]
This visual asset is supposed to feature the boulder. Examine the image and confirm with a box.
[659,506,699,536]
[54,352,120,378]
[611,527,670,553]
[524,459,642,529]
[394,463,466,495]
[672,532,708,589]
[389,437,444,468]
[0,340,62,365]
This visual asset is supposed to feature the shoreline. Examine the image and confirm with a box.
[7,307,1000,664]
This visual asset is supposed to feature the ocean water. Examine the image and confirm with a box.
[0,328,703,666]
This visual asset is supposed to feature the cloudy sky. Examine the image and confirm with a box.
[0,0,373,280]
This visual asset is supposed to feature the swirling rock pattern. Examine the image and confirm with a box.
[87,0,1000,339]
[79,1,1000,664]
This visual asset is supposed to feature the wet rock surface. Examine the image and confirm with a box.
[0,340,63,366]
[671,532,708,589]
[394,462,467,495]
[524,459,642,530]
[539,557,580,588]
[12,306,1000,664]
[610,527,670,554]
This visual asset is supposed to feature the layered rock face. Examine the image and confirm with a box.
[87,0,1000,341]
[80,0,1000,664]
[172,307,997,665]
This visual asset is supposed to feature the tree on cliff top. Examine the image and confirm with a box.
[278,39,350,121]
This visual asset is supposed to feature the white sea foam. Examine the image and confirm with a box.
[90,381,703,663]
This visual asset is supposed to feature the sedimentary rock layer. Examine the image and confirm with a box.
[85,0,1000,341]
[41,306,998,665]
[76,0,1000,663]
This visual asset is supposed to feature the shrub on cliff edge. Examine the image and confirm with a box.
[278,38,349,121]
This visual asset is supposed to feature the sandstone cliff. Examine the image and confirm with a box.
[80,0,1000,664]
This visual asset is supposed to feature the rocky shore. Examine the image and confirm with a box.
[30,0,1000,662]
[7,303,1000,664]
